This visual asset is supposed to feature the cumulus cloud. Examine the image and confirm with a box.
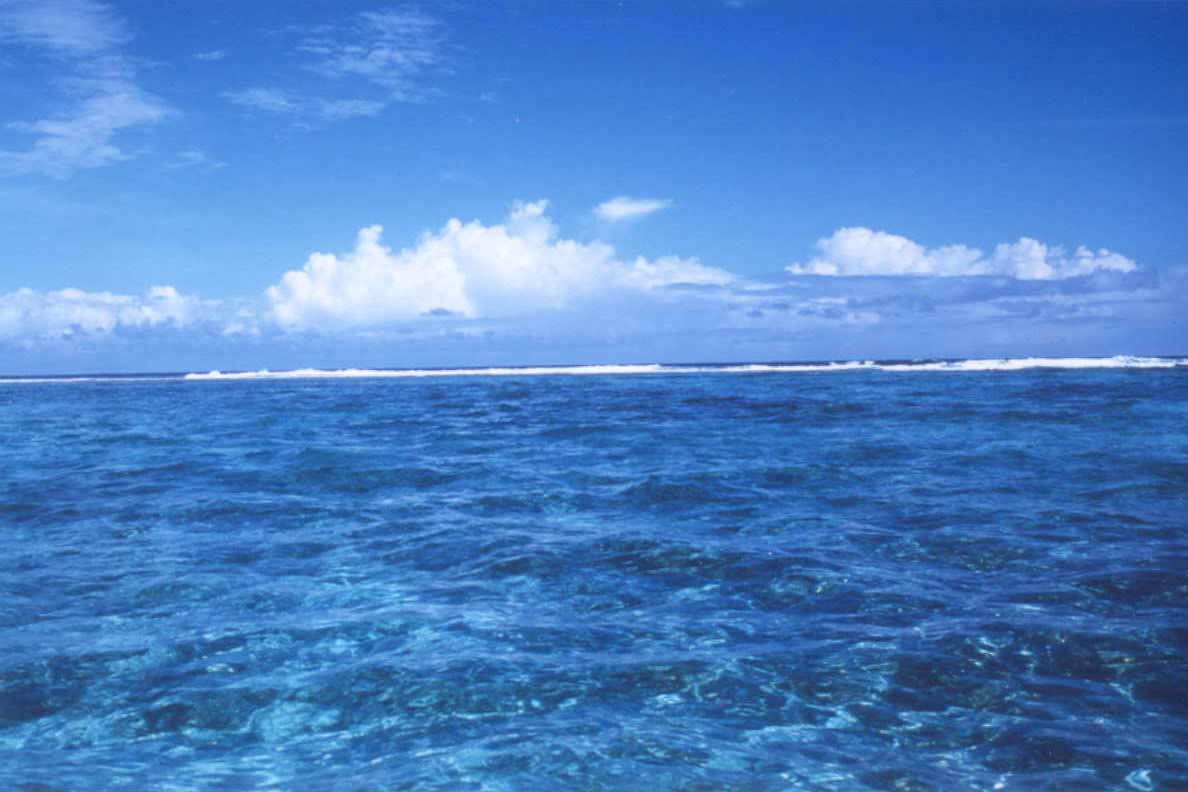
[0,200,1166,364]
[0,0,170,177]
[619,256,732,290]
[266,200,732,329]
[0,285,198,341]
[985,238,1136,280]
[594,196,672,222]
[787,227,1137,280]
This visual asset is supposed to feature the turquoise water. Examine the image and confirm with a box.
[1,360,1186,789]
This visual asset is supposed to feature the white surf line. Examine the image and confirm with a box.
[182,364,670,380]
[180,356,1186,381]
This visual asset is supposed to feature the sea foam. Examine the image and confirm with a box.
[181,356,1185,380]
[2,356,1182,384]
[182,364,667,380]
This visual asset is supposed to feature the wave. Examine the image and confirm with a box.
[182,356,1186,380]
[716,362,880,373]
[878,356,1187,372]
[182,364,668,380]
[718,356,1187,373]
[2,356,1181,384]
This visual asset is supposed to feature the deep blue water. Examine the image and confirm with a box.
[1,364,1186,790]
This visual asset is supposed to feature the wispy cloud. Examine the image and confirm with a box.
[787,227,1137,281]
[317,98,386,121]
[193,49,226,62]
[298,8,444,98]
[225,6,447,128]
[169,149,226,171]
[223,88,385,124]
[594,196,673,222]
[0,0,170,178]
[223,87,299,115]
[0,0,126,53]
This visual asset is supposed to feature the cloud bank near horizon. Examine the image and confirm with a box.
[0,285,199,342]
[0,202,1176,367]
[266,200,731,329]
[788,227,1137,280]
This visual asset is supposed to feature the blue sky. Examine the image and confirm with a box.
[0,0,1185,373]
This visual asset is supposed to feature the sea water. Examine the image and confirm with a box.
[1,358,1186,789]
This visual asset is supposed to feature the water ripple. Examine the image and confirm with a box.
[1,370,1186,789]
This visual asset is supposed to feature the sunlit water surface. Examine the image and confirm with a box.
[1,364,1186,790]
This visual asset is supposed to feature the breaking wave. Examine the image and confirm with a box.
[1,356,1182,384]
[182,355,1186,380]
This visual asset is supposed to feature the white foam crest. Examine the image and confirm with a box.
[182,364,669,380]
[180,356,1185,381]
[718,362,879,373]
[6,357,1183,384]
[878,356,1186,372]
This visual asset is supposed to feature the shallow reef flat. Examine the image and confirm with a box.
[1,365,1186,790]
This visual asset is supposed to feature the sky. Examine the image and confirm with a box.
[0,0,1185,374]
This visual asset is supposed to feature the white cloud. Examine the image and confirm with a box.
[787,227,1137,280]
[169,149,226,171]
[224,88,385,124]
[0,200,1159,355]
[224,87,299,115]
[225,7,446,127]
[316,98,386,121]
[594,196,673,222]
[619,256,732,290]
[787,228,980,277]
[193,49,225,61]
[0,0,170,178]
[0,0,126,54]
[0,285,197,340]
[986,238,1137,280]
[299,8,443,97]
[266,200,733,329]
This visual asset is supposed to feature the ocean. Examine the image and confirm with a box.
[1,357,1185,790]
